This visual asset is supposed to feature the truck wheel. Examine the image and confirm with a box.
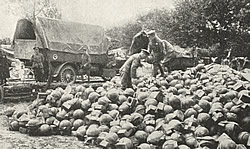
[60,65,76,84]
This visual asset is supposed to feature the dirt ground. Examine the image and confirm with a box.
[0,63,153,149]
[0,102,100,149]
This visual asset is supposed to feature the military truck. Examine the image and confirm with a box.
[12,17,121,83]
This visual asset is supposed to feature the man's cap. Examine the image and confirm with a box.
[33,47,39,50]
[147,30,156,35]
[141,49,150,55]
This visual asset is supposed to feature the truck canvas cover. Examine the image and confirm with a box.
[13,17,110,60]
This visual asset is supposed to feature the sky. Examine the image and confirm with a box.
[0,0,175,38]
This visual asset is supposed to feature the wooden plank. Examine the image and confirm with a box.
[1,79,105,103]
[3,95,33,102]
[0,86,4,103]
[4,92,32,96]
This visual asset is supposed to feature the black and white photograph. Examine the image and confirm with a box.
[0,0,250,148]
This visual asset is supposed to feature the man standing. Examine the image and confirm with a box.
[120,49,150,90]
[0,51,10,85]
[80,47,91,82]
[129,30,149,55]
[31,47,45,82]
[147,30,165,77]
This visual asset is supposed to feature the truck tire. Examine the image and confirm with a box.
[59,65,76,84]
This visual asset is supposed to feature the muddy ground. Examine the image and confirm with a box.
[0,102,100,149]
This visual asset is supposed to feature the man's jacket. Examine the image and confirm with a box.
[31,53,44,69]
[148,36,164,61]
[120,53,141,78]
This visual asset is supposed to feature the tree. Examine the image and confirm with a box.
[106,9,173,48]
[106,22,142,48]
[41,0,62,19]
[170,0,250,56]
[107,0,250,57]
[6,0,62,20]
[168,0,213,48]
[137,9,173,41]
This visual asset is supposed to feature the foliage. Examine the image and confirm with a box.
[106,22,142,48]
[41,1,62,19]
[106,9,172,48]
[106,0,250,57]
[0,38,11,45]
[137,9,173,42]
[171,0,250,56]
[7,0,62,20]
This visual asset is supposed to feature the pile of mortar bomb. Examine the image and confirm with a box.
[5,63,250,149]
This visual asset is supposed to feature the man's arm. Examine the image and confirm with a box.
[159,40,165,54]
[41,54,45,62]
[30,55,34,63]
[87,54,91,64]
[130,58,140,79]
[148,41,152,53]
[129,37,136,55]
[84,53,91,67]
[162,40,170,56]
